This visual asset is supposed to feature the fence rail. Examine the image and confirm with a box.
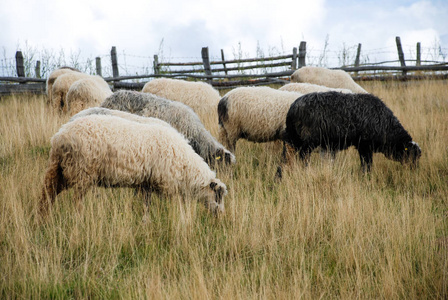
[1,36,447,95]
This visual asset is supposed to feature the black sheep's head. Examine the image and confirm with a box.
[392,141,422,166]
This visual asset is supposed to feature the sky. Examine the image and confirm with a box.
[1,0,447,76]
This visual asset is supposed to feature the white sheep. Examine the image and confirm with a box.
[101,90,236,167]
[218,86,302,152]
[70,107,172,129]
[50,72,91,112]
[290,66,368,93]
[46,67,80,105]
[142,78,220,134]
[40,114,227,216]
[279,82,353,94]
[65,77,112,115]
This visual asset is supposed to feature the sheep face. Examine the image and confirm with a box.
[389,141,422,166]
[211,148,236,165]
[201,179,227,214]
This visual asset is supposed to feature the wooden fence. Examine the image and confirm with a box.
[1,37,447,95]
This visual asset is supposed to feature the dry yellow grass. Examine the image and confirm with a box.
[0,80,447,298]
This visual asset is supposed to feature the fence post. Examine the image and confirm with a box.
[111,46,119,78]
[95,57,102,76]
[416,42,421,66]
[298,41,306,67]
[201,47,212,77]
[221,49,228,75]
[291,47,298,70]
[153,55,160,75]
[395,36,406,76]
[354,43,362,76]
[15,51,25,78]
[35,61,41,78]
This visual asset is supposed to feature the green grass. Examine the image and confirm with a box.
[1,80,447,298]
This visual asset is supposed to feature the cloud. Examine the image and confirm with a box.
[0,0,446,75]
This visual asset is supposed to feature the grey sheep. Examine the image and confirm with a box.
[101,90,236,167]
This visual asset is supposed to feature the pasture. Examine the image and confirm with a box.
[1,80,447,298]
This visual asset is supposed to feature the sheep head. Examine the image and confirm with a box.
[202,178,227,214]
[211,148,236,166]
[390,141,422,167]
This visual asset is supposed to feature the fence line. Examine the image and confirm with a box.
[1,36,448,95]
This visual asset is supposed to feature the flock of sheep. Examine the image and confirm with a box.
[40,66,422,217]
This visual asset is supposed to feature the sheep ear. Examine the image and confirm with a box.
[224,152,232,164]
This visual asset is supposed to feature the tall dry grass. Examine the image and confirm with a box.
[0,80,447,299]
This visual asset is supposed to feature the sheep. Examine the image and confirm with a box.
[282,91,421,172]
[142,78,220,134]
[70,107,172,129]
[40,115,227,216]
[46,67,80,104]
[290,66,368,93]
[279,82,353,94]
[50,71,91,112]
[217,86,302,152]
[101,90,236,166]
[65,77,112,115]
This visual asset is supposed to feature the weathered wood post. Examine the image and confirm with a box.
[153,55,160,75]
[95,57,102,76]
[35,61,41,78]
[298,41,306,68]
[201,47,212,76]
[354,43,362,76]
[201,47,212,83]
[416,42,421,66]
[395,36,406,76]
[221,49,228,75]
[111,46,119,78]
[291,47,298,70]
[15,51,25,78]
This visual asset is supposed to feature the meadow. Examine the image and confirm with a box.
[0,79,447,299]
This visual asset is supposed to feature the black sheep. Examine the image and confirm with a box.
[283,92,421,172]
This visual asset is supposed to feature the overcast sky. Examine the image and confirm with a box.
[1,0,447,75]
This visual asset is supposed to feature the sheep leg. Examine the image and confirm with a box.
[52,91,64,112]
[298,145,313,165]
[68,170,96,212]
[358,148,373,172]
[275,142,297,180]
[218,126,235,153]
[40,158,65,217]
[136,186,153,209]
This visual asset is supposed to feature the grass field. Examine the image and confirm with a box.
[1,80,447,299]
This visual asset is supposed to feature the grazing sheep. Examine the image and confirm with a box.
[283,92,421,172]
[218,86,302,152]
[46,67,80,104]
[101,90,236,166]
[290,66,368,93]
[279,82,353,94]
[142,78,220,133]
[65,77,112,115]
[50,72,91,112]
[70,107,172,129]
[40,115,227,216]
